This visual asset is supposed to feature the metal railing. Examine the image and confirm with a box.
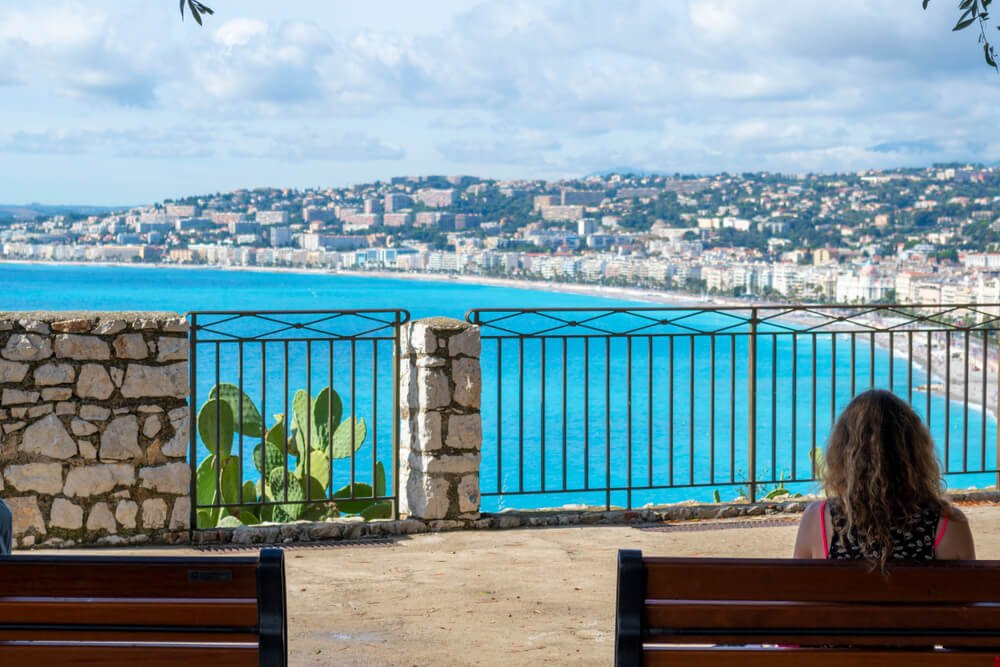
[467,304,1000,511]
[188,309,409,529]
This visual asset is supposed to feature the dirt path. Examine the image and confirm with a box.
[30,505,1000,666]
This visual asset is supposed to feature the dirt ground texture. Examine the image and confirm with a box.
[33,503,1000,666]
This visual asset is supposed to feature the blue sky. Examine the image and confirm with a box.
[0,0,997,205]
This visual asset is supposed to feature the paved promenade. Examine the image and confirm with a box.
[34,503,1000,666]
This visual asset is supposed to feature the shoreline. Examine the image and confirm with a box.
[0,257,748,308]
[3,258,996,419]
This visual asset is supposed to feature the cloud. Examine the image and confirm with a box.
[0,127,215,159]
[869,140,943,154]
[230,131,405,161]
[438,129,560,164]
[2,0,1000,179]
[0,3,172,106]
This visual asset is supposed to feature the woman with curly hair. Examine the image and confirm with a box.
[794,389,975,566]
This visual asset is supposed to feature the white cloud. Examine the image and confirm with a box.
[2,0,1000,195]
[230,130,405,161]
[0,127,215,159]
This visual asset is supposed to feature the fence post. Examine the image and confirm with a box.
[398,317,482,525]
[747,307,758,503]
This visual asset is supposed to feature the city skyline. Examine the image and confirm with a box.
[1,0,998,205]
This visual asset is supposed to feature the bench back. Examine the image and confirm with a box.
[616,549,1000,666]
[0,547,286,667]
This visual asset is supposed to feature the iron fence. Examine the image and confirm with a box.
[188,309,409,530]
[467,304,1000,511]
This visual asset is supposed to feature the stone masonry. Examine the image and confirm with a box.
[398,317,482,526]
[0,312,189,548]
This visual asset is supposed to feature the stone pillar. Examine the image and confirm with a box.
[398,317,481,525]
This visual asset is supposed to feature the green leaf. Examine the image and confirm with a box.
[764,487,790,499]
[197,398,234,458]
[296,450,331,496]
[238,510,260,526]
[986,43,998,67]
[267,467,304,520]
[311,387,342,451]
[360,501,392,521]
[292,389,310,452]
[196,454,218,508]
[375,461,387,497]
[217,514,242,528]
[241,480,257,505]
[209,384,263,438]
[196,508,219,529]
[333,482,376,514]
[219,455,241,507]
[960,0,975,9]
[330,417,367,459]
[922,0,930,8]
[954,15,977,31]
[253,439,287,475]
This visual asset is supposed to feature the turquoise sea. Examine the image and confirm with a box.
[1,262,995,511]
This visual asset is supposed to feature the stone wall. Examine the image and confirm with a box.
[398,317,482,527]
[0,312,189,547]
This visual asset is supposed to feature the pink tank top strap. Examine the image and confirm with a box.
[934,514,949,552]
[820,500,829,559]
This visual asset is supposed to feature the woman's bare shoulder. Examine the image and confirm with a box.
[943,502,969,523]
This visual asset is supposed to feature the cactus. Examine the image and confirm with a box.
[196,381,386,527]
[311,387,341,450]
[360,502,392,520]
[333,462,386,515]
[331,417,367,459]
[209,383,263,438]
[253,441,287,475]
[296,450,331,499]
[219,455,241,509]
[197,398,234,458]
[292,386,343,453]
[267,467,305,521]
[238,510,260,525]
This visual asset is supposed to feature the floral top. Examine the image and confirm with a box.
[827,499,941,561]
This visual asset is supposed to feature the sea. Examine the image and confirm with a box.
[1,262,995,511]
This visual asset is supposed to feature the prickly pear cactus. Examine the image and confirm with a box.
[209,383,263,438]
[267,467,305,521]
[331,417,366,459]
[197,398,234,458]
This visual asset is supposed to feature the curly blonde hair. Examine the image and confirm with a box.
[822,389,947,570]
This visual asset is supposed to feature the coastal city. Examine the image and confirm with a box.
[3,164,1000,304]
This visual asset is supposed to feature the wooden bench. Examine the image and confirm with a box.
[0,547,286,667]
[615,549,1000,666]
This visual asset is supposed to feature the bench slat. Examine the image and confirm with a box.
[646,600,1000,633]
[0,557,260,599]
[644,557,1000,604]
[643,647,1000,667]
[0,643,260,667]
[0,597,259,627]
[0,629,260,643]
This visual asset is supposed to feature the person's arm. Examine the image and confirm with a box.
[793,501,825,559]
[935,505,975,560]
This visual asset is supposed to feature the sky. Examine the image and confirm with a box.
[1,0,998,205]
